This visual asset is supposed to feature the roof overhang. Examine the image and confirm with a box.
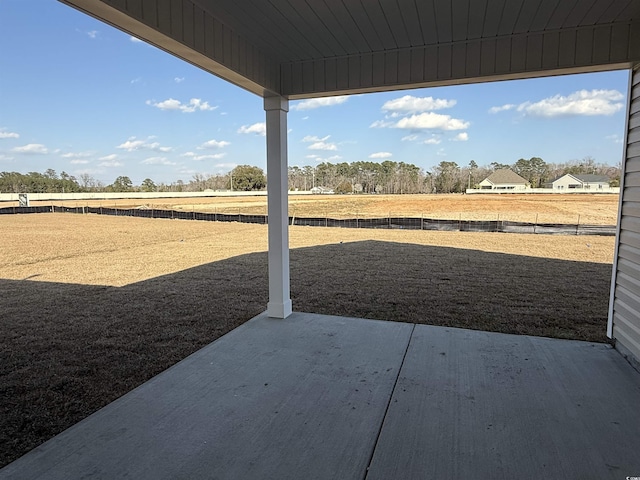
[60,0,640,99]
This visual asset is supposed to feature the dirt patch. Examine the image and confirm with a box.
[0,212,615,467]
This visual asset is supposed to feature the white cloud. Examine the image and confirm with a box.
[146,98,217,113]
[99,160,123,167]
[12,143,48,154]
[393,112,470,131]
[237,122,266,136]
[518,89,624,117]
[86,30,98,39]
[146,142,173,152]
[369,120,394,128]
[301,134,338,151]
[182,152,226,161]
[130,36,143,43]
[291,96,349,111]
[0,130,19,139]
[606,134,624,144]
[401,134,418,142]
[489,104,516,114]
[61,151,92,159]
[369,152,393,159]
[70,159,90,164]
[490,90,625,117]
[116,137,172,152]
[141,157,177,166]
[99,154,118,161]
[302,135,330,143]
[452,132,469,141]
[117,138,146,151]
[130,77,142,84]
[424,138,441,145]
[0,154,14,161]
[306,154,342,162]
[308,141,337,151]
[174,77,185,83]
[215,162,238,169]
[382,95,456,113]
[199,139,230,149]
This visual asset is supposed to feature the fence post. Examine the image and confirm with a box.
[576,214,580,235]
[421,213,424,230]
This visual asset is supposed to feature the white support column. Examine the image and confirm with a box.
[264,95,293,318]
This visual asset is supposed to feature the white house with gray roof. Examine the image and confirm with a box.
[478,169,529,191]
[547,174,612,191]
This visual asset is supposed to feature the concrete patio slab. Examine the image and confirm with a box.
[0,313,413,480]
[366,324,640,480]
[2,313,640,480]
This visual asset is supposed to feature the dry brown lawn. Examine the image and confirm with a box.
[41,193,620,224]
[0,210,616,467]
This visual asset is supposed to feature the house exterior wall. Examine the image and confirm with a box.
[551,175,583,190]
[611,66,640,367]
[551,175,612,191]
[477,179,527,190]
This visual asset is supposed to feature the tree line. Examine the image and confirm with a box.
[290,156,619,194]
[0,165,267,194]
[431,156,620,193]
[0,157,620,195]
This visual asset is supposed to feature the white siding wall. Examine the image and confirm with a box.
[552,175,583,190]
[611,66,640,367]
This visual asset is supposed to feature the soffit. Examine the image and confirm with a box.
[191,0,640,63]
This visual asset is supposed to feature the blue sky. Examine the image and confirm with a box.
[0,0,631,186]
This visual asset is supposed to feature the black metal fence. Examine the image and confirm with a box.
[0,205,616,236]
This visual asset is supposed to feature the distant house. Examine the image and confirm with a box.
[478,169,529,191]
[310,186,334,194]
[546,174,611,190]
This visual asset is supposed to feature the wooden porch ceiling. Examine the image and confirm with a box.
[61,0,640,97]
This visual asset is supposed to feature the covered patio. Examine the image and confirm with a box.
[3,312,640,479]
[2,0,640,477]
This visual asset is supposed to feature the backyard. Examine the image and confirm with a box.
[0,194,618,466]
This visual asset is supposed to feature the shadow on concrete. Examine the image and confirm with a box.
[0,240,612,467]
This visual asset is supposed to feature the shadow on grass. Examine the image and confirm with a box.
[0,240,611,467]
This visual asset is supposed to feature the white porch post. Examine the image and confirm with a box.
[264,95,293,318]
